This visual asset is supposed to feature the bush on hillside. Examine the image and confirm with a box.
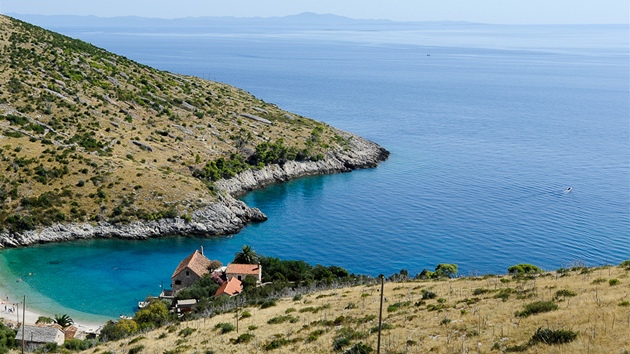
[530,327,578,345]
[99,319,139,342]
[515,301,558,317]
[508,264,543,275]
[0,321,17,352]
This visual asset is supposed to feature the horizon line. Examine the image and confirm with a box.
[3,12,628,26]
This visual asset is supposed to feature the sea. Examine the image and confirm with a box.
[0,16,628,323]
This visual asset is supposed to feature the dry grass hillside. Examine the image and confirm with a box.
[0,15,350,233]
[87,264,629,354]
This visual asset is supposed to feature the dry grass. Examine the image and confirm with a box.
[0,14,346,229]
[86,265,630,353]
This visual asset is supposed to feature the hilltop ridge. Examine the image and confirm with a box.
[0,15,388,246]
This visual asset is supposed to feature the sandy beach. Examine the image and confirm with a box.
[0,297,40,326]
[0,294,104,333]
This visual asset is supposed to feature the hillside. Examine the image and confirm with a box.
[0,15,388,246]
[84,263,629,353]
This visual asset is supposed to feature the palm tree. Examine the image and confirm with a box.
[233,245,259,264]
[53,314,74,328]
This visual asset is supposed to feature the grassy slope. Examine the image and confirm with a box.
[0,15,348,232]
[89,265,629,354]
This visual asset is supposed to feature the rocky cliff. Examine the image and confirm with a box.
[216,130,389,196]
[0,130,388,247]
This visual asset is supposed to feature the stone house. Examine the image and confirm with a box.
[175,299,198,314]
[214,277,242,297]
[226,263,262,284]
[15,325,65,351]
[171,249,213,293]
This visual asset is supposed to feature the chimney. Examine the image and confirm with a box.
[200,246,204,256]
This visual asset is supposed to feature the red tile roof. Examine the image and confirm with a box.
[226,263,261,276]
[63,326,78,341]
[214,277,242,297]
[171,250,213,279]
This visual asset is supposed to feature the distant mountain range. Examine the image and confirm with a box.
[6,12,476,31]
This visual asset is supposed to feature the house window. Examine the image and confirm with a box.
[186,271,189,276]
[238,275,242,280]
[175,280,181,285]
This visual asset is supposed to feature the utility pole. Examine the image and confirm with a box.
[377,275,384,354]
[21,295,25,354]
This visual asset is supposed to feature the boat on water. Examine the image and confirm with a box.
[564,187,573,193]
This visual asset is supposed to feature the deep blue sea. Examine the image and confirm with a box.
[1,19,628,322]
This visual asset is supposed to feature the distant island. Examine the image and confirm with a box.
[0,15,388,247]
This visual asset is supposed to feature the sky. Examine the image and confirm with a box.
[1,0,628,24]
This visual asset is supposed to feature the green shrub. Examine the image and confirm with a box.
[426,303,449,312]
[618,301,630,307]
[530,327,578,345]
[620,260,630,270]
[215,322,235,334]
[240,310,252,318]
[128,345,144,354]
[516,301,558,317]
[591,278,606,284]
[369,323,394,334]
[99,319,139,341]
[553,289,577,299]
[494,288,513,302]
[230,333,254,344]
[333,337,351,351]
[434,263,458,278]
[260,299,277,309]
[128,336,145,345]
[504,343,530,352]
[267,315,298,324]
[508,264,542,275]
[0,321,17,353]
[422,289,437,299]
[264,337,290,351]
[63,338,93,350]
[35,316,54,324]
[307,329,325,343]
[387,302,410,312]
[609,279,620,286]
[473,288,490,295]
[178,327,196,337]
[342,342,373,354]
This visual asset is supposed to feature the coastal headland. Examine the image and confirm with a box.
[0,130,388,247]
[0,15,388,248]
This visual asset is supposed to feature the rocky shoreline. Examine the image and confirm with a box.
[0,130,389,248]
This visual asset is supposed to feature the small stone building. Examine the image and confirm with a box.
[175,299,198,314]
[214,277,242,297]
[16,325,65,351]
[226,263,262,284]
[171,249,213,293]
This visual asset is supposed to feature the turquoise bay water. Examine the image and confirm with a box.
[1,21,628,322]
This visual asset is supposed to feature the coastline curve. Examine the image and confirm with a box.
[0,129,389,248]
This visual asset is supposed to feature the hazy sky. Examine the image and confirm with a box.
[1,0,628,24]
